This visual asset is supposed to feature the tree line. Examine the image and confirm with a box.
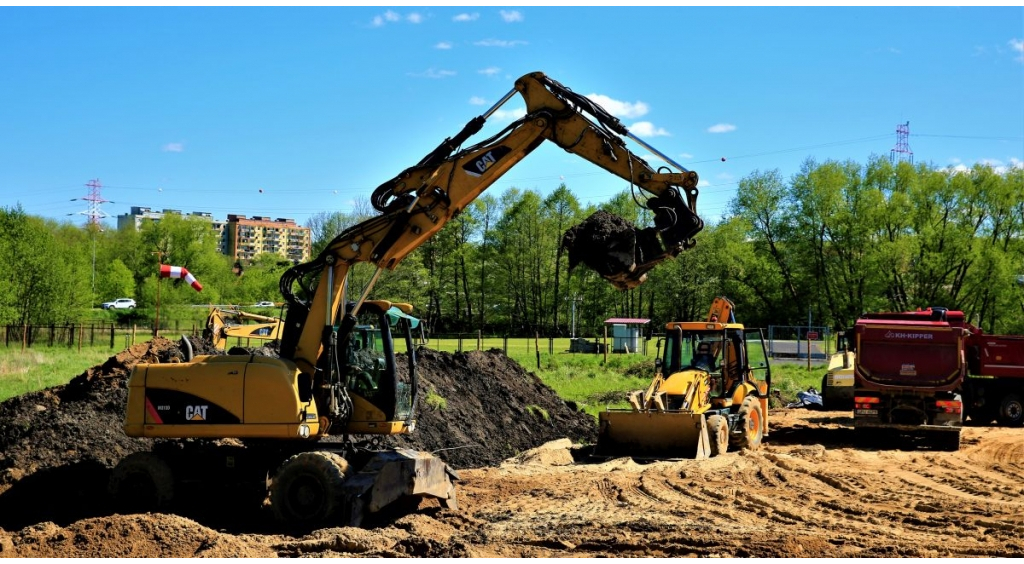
[2,156,1021,337]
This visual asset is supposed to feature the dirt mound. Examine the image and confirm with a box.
[0,513,276,558]
[387,348,597,469]
[0,338,194,529]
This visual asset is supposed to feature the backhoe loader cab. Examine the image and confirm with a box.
[595,302,771,460]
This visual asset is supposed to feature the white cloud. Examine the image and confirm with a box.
[492,108,527,121]
[371,10,404,27]
[469,96,487,105]
[585,94,648,119]
[162,142,184,152]
[474,39,527,48]
[454,13,479,22]
[436,41,453,50]
[707,123,737,134]
[500,10,523,22]
[409,68,457,79]
[679,152,694,159]
[628,121,670,137]
[407,13,423,24]
[1011,38,1024,62]
[946,157,1024,174]
[478,66,501,76]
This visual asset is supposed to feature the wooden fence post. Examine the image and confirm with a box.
[477,330,482,351]
[132,324,137,346]
[22,323,27,352]
[535,332,541,369]
[603,325,608,364]
[109,323,115,349]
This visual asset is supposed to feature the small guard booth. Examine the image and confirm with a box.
[604,318,650,354]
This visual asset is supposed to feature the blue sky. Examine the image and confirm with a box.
[2,5,1022,230]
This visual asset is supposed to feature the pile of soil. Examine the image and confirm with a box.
[387,347,597,469]
[0,336,595,531]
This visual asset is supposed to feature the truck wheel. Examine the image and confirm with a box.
[730,395,764,451]
[270,451,351,523]
[996,394,1023,427]
[108,452,175,513]
[706,414,729,457]
[932,431,961,452]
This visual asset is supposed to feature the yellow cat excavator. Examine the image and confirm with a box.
[109,71,705,527]
[595,297,772,459]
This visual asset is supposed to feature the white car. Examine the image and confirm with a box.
[254,301,276,308]
[102,298,136,310]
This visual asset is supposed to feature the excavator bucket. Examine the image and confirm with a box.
[562,201,702,291]
[594,410,711,460]
[339,448,459,527]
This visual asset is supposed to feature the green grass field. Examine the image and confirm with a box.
[0,345,114,402]
[0,338,828,416]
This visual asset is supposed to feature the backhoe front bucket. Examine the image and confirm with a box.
[594,410,710,460]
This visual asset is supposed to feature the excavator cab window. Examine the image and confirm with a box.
[345,322,388,400]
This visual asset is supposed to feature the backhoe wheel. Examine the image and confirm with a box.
[730,395,764,451]
[997,394,1023,427]
[270,451,351,523]
[108,452,175,513]
[706,415,729,457]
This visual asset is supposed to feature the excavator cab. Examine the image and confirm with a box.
[335,302,420,428]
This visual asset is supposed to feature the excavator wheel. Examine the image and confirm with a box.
[706,414,729,457]
[108,452,175,513]
[270,451,351,524]
[730,395,764,451]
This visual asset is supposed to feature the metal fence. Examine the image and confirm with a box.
[766,325,833,360]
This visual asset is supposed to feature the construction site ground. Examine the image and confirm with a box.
[0,338,1021,558]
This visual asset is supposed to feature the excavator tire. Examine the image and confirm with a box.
[730,395,764,451]
[270,451,351,524]
[108,452,175,513]
[706,414,729,457]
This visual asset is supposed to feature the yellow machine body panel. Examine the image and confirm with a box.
[347,395,415,435]
[595,411,710,459]
[124,354,320,440]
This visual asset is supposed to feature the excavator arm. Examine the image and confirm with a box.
[277,71,705,423]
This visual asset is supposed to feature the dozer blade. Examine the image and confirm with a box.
[594,410,710,460]
[340,448,459,527]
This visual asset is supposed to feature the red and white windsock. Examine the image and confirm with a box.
[159,264,203,292]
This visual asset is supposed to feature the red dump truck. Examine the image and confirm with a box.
[963,330,1024,427]
[853,307,967,450]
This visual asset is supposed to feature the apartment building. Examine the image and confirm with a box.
[224,214,311,264]
[116,207,310,264]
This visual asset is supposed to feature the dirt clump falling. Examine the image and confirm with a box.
[561,210,641,278]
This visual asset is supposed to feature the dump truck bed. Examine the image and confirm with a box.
[855,318,966,392]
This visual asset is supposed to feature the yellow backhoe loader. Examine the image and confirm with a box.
[203,307,284,351]
[109,72,705,528]
[595,297,771,459]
